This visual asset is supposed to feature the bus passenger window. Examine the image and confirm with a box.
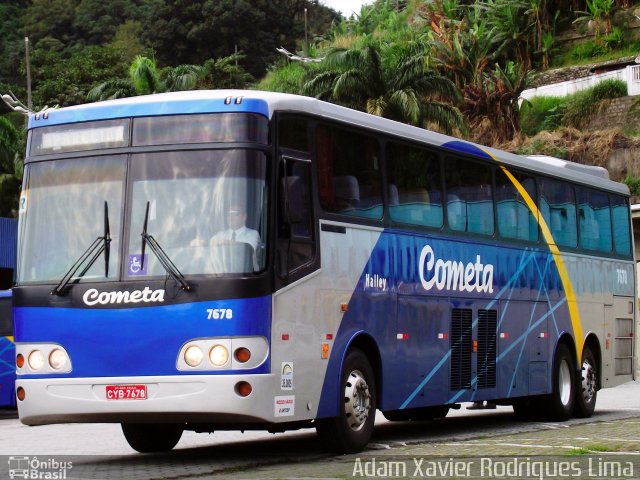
[577,187,611,253]
[495,169,538,242]
[315,125,382,220]
[611,194,631,256]
[386,142,443,228]
[444,158,494,235]
[539,179,577,248]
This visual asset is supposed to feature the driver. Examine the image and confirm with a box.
[210,204,260,251]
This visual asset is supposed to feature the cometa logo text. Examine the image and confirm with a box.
[419,244,494,294]
[83,287,165,306]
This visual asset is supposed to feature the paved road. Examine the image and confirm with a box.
[0,381,638,479]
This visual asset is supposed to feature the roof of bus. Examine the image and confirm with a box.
[29,90,628,195]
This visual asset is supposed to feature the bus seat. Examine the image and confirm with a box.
[334,175,360,209]
[447,194,466,231]
[497,200,517,238]
[388,184,399,206]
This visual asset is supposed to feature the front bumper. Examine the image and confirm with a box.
[17,374,282,426]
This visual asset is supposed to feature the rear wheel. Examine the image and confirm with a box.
[573,345,598,418]
[121,423,183,453]
[541,343,576,421]
[316,348,376,453]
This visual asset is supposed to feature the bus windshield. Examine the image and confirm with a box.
[126,149,268,277]
[18,155,126,284]
[18,149,268,284]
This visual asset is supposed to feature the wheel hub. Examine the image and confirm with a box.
[344,369,371,431]
[580,360,596,403]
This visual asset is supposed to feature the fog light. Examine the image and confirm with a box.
[28,350,45,371]
[16,387,25,401]
[16,353,24,369]
[209,345,229,366]
[235,381,252,397]
[184,345,203,367]
[234,347,251,363]
[49,349,67,370]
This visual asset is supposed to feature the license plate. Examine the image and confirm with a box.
[105,385,147,400]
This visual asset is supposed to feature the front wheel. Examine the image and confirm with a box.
[121,423,183,453]
[316,348,377,453]
[573,345,598,418]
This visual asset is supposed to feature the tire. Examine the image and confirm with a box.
[573,345,598,418]
[542,343,576,421]
[383,406,449,421]
[121,423,183,453]
[316,348,377,453]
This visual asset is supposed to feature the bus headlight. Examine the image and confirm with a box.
[209,345,229,366]
[49,349,68,370]
[184,346,204,367]
[28,350,45,371]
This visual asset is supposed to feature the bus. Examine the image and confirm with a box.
[14,90,636,453]
[0,289,15,408]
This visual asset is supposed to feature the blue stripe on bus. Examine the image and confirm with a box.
[441,140,493,160]
[28,98,270,129]
[317,230,574,417]
[15,295,271,379]
[0,336,16,407]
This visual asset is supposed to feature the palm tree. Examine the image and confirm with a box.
[87,56,203,101]
[303,40,465,134]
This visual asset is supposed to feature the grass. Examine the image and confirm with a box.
[566,443,614,456]
[520,78,627,134]
[551,40,640,69]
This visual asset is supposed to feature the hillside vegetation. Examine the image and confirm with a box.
[2,0,640,214]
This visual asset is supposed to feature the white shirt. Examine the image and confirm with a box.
[211,226,260,251]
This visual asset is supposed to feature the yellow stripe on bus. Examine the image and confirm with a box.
[497,164,583,361]
[4,336,13,343]
[470,145,584,361]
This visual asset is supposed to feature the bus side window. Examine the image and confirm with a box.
[495,169,538,242]
[444,157,494,235]
[577,187,611,253]
[386,142,443,228]
[316,124,382,220]
[539,178,577,248]
[611,194,631,256]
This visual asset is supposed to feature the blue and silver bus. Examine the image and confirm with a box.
[14,91,636,453]
[0,289,15,408]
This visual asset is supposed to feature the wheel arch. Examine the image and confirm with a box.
[316,330,382,419]
[556,332,579,371]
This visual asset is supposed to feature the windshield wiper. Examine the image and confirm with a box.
[52,201,111,296]
[140,201,191,291]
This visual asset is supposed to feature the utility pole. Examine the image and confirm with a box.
[304,8,308,58]
[25,37,32,110]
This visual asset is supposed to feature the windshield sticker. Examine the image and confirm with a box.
[128,254,148,276]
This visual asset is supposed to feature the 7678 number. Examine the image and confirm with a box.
[207,308,233,320]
